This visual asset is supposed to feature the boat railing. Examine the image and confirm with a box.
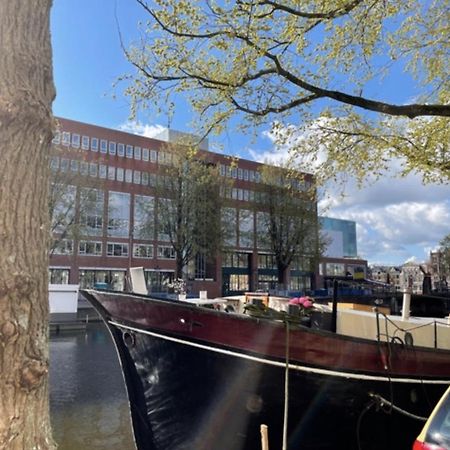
[375,308,450,350]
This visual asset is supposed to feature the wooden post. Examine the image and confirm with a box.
[260,424,269,450]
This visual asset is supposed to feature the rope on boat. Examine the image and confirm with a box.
[369,393,428,421]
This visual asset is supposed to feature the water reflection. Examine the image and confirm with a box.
[50,323,135,450]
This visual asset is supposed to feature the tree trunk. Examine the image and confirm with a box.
[277,263,288,291]
[0,1,56,448]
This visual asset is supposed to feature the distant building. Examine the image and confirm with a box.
[430,251,449,292]
[318,217,367,285]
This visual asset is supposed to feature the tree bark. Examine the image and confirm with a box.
[0,0,56,448]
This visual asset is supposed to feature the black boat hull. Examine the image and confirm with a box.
[109,321,445,450]
[83,290,450,450]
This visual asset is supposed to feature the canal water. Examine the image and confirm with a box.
[49,322,135,450]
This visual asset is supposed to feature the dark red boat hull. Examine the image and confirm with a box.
[82,290,450,450]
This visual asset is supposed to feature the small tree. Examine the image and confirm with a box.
[257,166,325,289]
[155,142,226,281]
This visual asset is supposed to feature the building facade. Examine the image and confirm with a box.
[318,217,367,285]
[49,118,318,297]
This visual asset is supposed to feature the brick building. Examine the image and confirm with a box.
[49,117,320,297]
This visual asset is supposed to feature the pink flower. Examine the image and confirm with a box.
[289,296,314,308]
[303,299,313,309]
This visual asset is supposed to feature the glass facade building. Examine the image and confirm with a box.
[320,217,357,258]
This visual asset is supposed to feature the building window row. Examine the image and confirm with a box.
[51,156,170,188]
[53,130,174,164]
[219,164,261,183]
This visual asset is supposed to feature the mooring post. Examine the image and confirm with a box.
[260,424,269,450]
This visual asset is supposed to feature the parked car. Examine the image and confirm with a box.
[413,385,450,449]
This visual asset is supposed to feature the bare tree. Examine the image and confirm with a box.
[154,142,227,280]
[257,166,325,288]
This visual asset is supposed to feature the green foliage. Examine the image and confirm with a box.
[123,0,449,185]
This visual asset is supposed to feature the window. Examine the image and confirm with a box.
[134,146,141,160]
[51,239,73,255]
[126,145,133,158]
[255,171,261,183]
[79,188,104,236]
[158,151,165,164]
[134,195,154,239]
[222,252,250,268]
[220,164,226,177]
[116,167,124,182]
[50,185,76,234]
[50,156,59,171]
[107,166,115,181]
[231,168,237,178]
[238,168,243,179]
[107,242,129,257]
[80,161,89,176]
[229,274,249,292]
[81,135,89,150]
[150,149,157,162]
[89,163,98,177]
[100,139,107,153]
[78,269,125,291]
[289,275,311,292]
[118,143,125,157]
[91,137,98,151]
[148,173,157,187]
[99,164,107,179]
[70,160,79,173]
[244,169,249,181]
[125,169,132,183]
[222,208,237,247]
[256,212,271,249]
[71,133,80,148]
[249,170,255,182]
[108,191,130,237]
[60,158,69,172]
[49,268,70,284]
[79,241,102,256]
[52,131,61,144]
[133,170,141,184]
[62,132,70,146]
[258,253,277,270]
[326,263,346,276]
[158,245,175,259]
[141,172,149,185]
[142,148,149,161]
[239,209,254,248]
[108,141,116,155]
[133,244,153,258]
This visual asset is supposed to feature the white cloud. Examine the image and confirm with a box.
[118,120,166,138]
[248,124,450,266]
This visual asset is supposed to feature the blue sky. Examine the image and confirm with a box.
[51,0,450,266]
